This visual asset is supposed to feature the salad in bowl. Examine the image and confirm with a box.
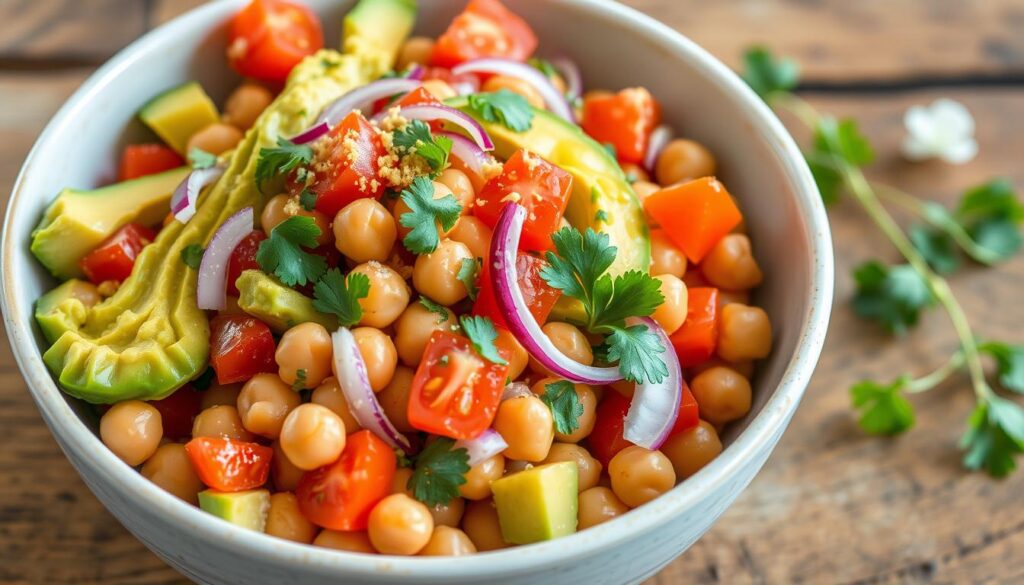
[28,0,772,557]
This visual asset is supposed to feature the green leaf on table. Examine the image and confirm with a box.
[979,342,1024,394]
[807,156,843,205]
[849,378,915,435]
[851,261,933,334]
[909,223,960,274]
[960,396,1024,478]
[813,116,875,168]
[955,178,1024,262]
[740,47,800,102]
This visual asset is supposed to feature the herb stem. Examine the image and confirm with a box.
[905,351,966,394]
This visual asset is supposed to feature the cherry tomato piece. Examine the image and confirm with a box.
[149,385,203,441]
[80,223,156,284]
[119,144,184,181]
[473,252,561,329]
[581,88,661,165]
[185,437,273,491]
[669,287,720,368]
[310,112,386,217]
[588,390,633,467]
[227,0,323,83]
[209,315,277,385]
[430,0,537,68]
[225,231,267,297]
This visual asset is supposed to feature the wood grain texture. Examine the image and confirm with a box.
[1,2,1023,585]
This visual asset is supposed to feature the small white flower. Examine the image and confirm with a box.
[901,98,978,164]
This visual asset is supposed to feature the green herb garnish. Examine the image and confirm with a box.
[467,90,534,132]
[312,269,370,327]
[255,215,326,287]
[399,176,462,254]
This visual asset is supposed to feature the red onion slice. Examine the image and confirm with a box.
[501,381,532,402]
[170,166,224,224]
[643,125,673,172]
[550,56,582,101]
[317,78,421,126]
[454,429,508,465]
[452,58,576,123]
[622,317,682,450]
[196,207,253,310]
[399,104,494,151]
[291,122,330,145]
[405,64,425,81]
[438,131,488,176]
[489,203,623,385]
[332,328,413,454]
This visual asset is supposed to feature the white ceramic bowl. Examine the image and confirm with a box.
[1,1,832,583]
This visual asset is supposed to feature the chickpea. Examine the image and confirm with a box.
[495,327,529,380]
[223,83,273,130]
[649,229,687,278]
[333,199,397,262]
[262,194,332,246]
[621,163,650,183]
[236,374,301,438]
[461,499,509,551]
[420,526,477,556]
[608,446,676,507]
[422,79,458,101]
[351,327,398,392]
[429,497,466,528]
[717,304,772,362]
[447,216,492,262]
[481,75,546,109]
[651,275,688,335]
[100,400,163,466]
[577,487,630,530]
[265,492,318,544]
[543,443,602,492]
[529,322,593,375]
[718,289,751,309]
[504,459,533,475]
[493,396,554,462]
[395,301,456,367]
[368,494,434,555]
[271,440,306,492]
[141,443,202,504]
[397,36,435,70]
[349,261,410,328]
[314,530,376,553]
[312,377,362,433]
[690,366,752,425]
[459,454,505,500]
[436,168,476,211]
[655,139,716,186]
[186,122,243,156]
[661,420,722,479]
[192,405,253,441]
[412,239,474,306]
[530,378,597,443]
[700,234,763,291]
[279,404,347,471]
[377,366,416,433]
[201,383,241,409]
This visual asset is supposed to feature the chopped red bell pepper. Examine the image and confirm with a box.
[670,287,720,368]
[119,144,184,181]
[643,177,743,263]
[209,315,277,385]
[581,88,661,165]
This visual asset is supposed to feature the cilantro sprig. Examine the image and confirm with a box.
[419,296,451,324]
[255,215,326,287]
[255,138,313,193]
[541,380,585,435]
[459,315,507,365]
[467,90,534,132]
[312,269,370,327]
[407,437,470,506]
[457,258,480,301]
[398,176,462,254]
[180,244,204,269]
[392,119,453,175]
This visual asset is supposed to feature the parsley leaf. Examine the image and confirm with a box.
[849,378,915,435]
[909,223,960,275]
[392,120,453,174]
[188,147,217,170]
[399,176,462,254]
[255,138,313,193]
[807,156,843,205]
[979,342,1024,394]
[541,227,616,304]
[459,315,507,365]
[299,188,318,211]
[292,369,308,391]
[605,324,669,384]
[813,116,875,168]
[457,257,480,301]
[851,261,933,335]
[407,437,470,506]
[955,179,1024,262]
[741,47,800,103]
[590,270,665,330]
[419,296,452,324]
[541,380,585,435]
[312,269,370,327]
[180,244,204,269]
[255,215,327,287]
[960,396,1024,478]
[467,90,534,132]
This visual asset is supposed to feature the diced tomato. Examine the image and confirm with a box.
[669,287,720,368]
[225,231,267,297]
[588,390,633,467]
[296,430,396,530]
[118,144,183,181]
[671,382,701,435]
[80,223,156,284]
[644,178,743,263]
[429,0,538,68]
[310,112,386,217]
[473,252,561,329]
[581,88,661,165]
[373,86,444,116]
[149,385,202,440]
[227,0,323,83]
[185,437,273,492]
[408,331,510,439]
[474,149,573,253]
[682,267,711,289]
[209,315,277,385]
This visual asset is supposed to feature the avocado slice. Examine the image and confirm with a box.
[236,270,338,333]
[139,82,220,154]
[491,461,578,545]
[37,0,414,404]
[35,280,100,344]
[343,0,416,76]
[198,489,271,532]
[30,167,189,279]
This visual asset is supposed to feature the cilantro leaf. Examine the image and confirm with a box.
[180,244,204,269]
[399,176,462,254]
[459,315,507,365]
[979,342,1024,394]
[407,437,470,506]
[851,261,933,334]
[813,116,874,168]
[590,270,664,330]
[541,380,585,435]
[255,215,327,287]
[954,179,1024,262]
[849,378,915,435]
[960,396,1024,478]
[299,188,317,211]
[292,369,308,391]
[467,90,534,132]
[392,119,453,174]
[740,47,800,103]
[457,257,480,301]
[909,223,960,275]
[255,138,313,192]
[605,324,669,384]
[542,227,616,305]
[419,296,451,324]
[807,156,843,205]
[312,268,370,327]
[188,147,217,170]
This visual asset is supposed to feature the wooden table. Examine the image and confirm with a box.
[2,2,1023,583]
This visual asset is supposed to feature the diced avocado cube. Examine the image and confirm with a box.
[35,279,100,343]
[235,270,338,333]
[343,0,417,72]
[198,489,271,531]
[491,461,578,544]
[139,81,220,154]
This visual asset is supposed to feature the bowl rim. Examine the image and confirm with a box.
[1,0,833,578]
